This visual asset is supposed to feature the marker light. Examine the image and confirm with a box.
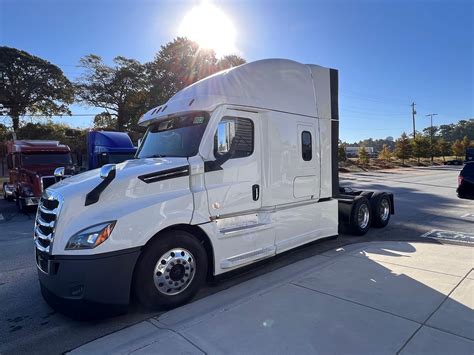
[65,221,116,250]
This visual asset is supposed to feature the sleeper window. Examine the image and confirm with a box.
[214,117,254,159]
[301,131,312,161]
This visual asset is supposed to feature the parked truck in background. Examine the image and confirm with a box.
[35,59,394,315]
[466,147,474,163]
[87,131,137,170]
[3,140,74,211]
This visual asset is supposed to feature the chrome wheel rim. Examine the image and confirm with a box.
[153,248,196,296]
[380,198,390,221]
[358,204,370,229]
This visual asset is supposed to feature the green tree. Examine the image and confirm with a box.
[437,138,451,162]
[75,55,149,132]
[358,145,369,165]
[0,46,74,131]
[93,112,116,130]
[395,132,412,164]
[338,140,347,162]
[147,37,245,107]
[412,135,431,163]
[0,123,8,142]
[378,144,392,161]
[462,135,471,151]
[452,139,464,158]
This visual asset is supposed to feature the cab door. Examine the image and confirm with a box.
[205,110,262,216]
[204,109,275,270]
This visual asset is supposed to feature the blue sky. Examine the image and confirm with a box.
[1,0,472,142]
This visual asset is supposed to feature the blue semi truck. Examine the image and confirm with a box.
[87,131,137,170]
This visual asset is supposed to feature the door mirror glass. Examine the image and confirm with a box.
[216,119,235,155]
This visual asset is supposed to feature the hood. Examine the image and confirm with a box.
[52,157,189,200]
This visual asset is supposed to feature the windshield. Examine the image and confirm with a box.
[136,112,210,159]
[21,152,72,166]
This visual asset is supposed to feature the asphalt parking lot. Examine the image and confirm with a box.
[0,166,472,354]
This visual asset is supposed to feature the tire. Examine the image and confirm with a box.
[349,196,372,236]
[133,230,208,310]
[370,192,391,228]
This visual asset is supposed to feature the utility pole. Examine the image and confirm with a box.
[411,102,417,139]
[426,113,438,164]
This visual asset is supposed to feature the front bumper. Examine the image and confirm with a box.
[37,247,141,310]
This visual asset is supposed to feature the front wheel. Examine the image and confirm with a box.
[133,230,208,310]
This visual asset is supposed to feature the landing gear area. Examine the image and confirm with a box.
[338,188,394,236]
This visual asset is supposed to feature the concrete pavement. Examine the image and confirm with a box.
[71,241,474,354]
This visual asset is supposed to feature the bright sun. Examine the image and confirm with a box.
[178,1,237,57]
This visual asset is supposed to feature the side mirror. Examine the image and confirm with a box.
[6,154,13,169]
[100,164,116,180]
[54,167,65,181]
[216,120,235,155]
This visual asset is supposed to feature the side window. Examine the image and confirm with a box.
[301,131,312,161]
[214,117,254,159]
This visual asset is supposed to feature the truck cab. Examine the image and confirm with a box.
[3,140,74,211]
[87,131,137,170]
[36,59,393,314]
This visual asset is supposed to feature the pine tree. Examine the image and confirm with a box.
[358,145,369,165]
[338,141,347,162]
[378,144,392,161]
[395,132,412,165]
[437,138,451,162]
[462,135,471,151]
[412,135,430,164]
[452,139,464,159]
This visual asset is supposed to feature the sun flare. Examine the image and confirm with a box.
[178,2,237,57]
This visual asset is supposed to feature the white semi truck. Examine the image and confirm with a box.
[35,59,394,313]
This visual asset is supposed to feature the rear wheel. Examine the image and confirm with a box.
[133,230,208,310]
[370,192,391,228]
[349,196,372,236]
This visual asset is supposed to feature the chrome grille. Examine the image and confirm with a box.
[34,190,63,254]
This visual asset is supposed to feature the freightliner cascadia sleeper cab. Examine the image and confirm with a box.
[35,59,394,314]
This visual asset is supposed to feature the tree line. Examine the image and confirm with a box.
[339,121,473,165]
[0,39,245,132]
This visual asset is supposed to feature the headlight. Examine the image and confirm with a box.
[65,221,116,250]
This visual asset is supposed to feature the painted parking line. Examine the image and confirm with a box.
[461,213,474,218]
[421,230,474,244]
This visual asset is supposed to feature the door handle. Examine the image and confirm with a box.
[252,184,260,201]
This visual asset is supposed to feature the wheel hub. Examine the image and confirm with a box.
[380,199,390,221]
[153,248,196,296]
[358,204,370,229]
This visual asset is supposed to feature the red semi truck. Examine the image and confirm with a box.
[3,140,75,211]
